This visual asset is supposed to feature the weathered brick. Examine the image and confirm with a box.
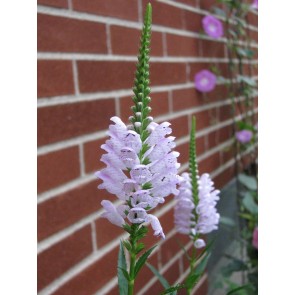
[199,0,223,9]
[120,91,169,123]
[38,0,68,8]
[177,0,197,6]
[151,62,187,86]
[201,39,226,58]
[213,164,235,188]
[83,137,107,173]
[37,99,115,146]
[38,14,107,53]
[142,0,184,29]
[52,248,118,295]
[111,26,163,56]
[166,34,199,57]
[38,146,80,194]
[78,61,135,93]
[183,10,202,32]
[37,226,92,291]
[199,151,221,174]
[161,233,180,265]
[95,217,123,248]
[177,141,189,164]
[172,88,202,111]
[169,115,189,138]
[38,60,74,98]
[72,0,139,21]
[37,180,113,241]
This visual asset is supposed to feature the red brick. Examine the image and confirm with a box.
[196,135,206,156]
[38,146,80,194]
[120,91,169,123]
[38,180,111,241]
[170,115,189,138]
[183,10,202,32]
[159,207,175,234]
[95,216,123,248]
[134,254,158,293]
[38,14,107,53]
[213,164,235,188]
[221,143,235,164]
[52,248,118,295]
[72,0,138,21]
[38,60,74,98]
[219,104,232,122]
[38,0,68,8]
[199,0,223,10]
[111,26,163,56]
[248,12,258,27]
[177,0,197,6]
[78,61,135,93]
[206,84,229,101]
[199,151,221,174]
[161,233,181,265]
[151,62,187,86]
[218,124,233,143]
[37,99,115,146]
[38,226,92,291]
[167,34,199,57]
[195,108,219,134]
[201,40,225,58]
[188,62,209,82]
[172,88,202,111]
[84,137,107,173]
[177,142,189,165]
[143,0,184,29]
[162,259,180,285]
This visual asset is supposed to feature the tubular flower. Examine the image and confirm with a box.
[174,172,220,247]
[174,116,220,248]
[96,117,180,239]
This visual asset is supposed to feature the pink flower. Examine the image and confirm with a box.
[235,130,253,144]
[252,227,258,249]
[194,70,217,93]
[252,0,258,10]
[202,15,224,39]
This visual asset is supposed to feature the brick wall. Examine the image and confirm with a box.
[37,0,258,294]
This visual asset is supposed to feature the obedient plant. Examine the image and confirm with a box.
[96,3,180,294]
[174,116,220,294]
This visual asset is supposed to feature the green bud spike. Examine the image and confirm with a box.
[132,3,152,141]
[189,116,199,205]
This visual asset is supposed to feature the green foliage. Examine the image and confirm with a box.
[220,216,236,227]
[118,241,128,295]
[131,3,152,141]
[241,192,258,214]
[238,173,257,190]
[189,116,199,205]
[134,245,157,277]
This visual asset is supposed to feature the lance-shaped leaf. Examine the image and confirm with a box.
[134,245,157,277]
[118,241,128,295]
[238,173,257,190]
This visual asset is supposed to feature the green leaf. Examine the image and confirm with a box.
[222,257,248,277]
[146,263,171,289]
[220,216,236,227]
[186,251,211,289]
[242,192,258,214]
[212,7,226,17]
[161,284,186,294]
[237,75,257,87]
[227,284,253,295]
[118,242,128,295]
[134,245,157,277]
[238,173,257,190]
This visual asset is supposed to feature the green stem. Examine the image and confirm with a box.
[128,252,136,295]
[187,245,197,295]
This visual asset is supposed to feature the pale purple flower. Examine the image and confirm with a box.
[174,173,220,248]
[194,70,217,93]
[235,130,253,144]
[252,227,258,249]
[97,117,181,239]
[252,0,258,10]
[202,15,224,39]
[101,200,126,227]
